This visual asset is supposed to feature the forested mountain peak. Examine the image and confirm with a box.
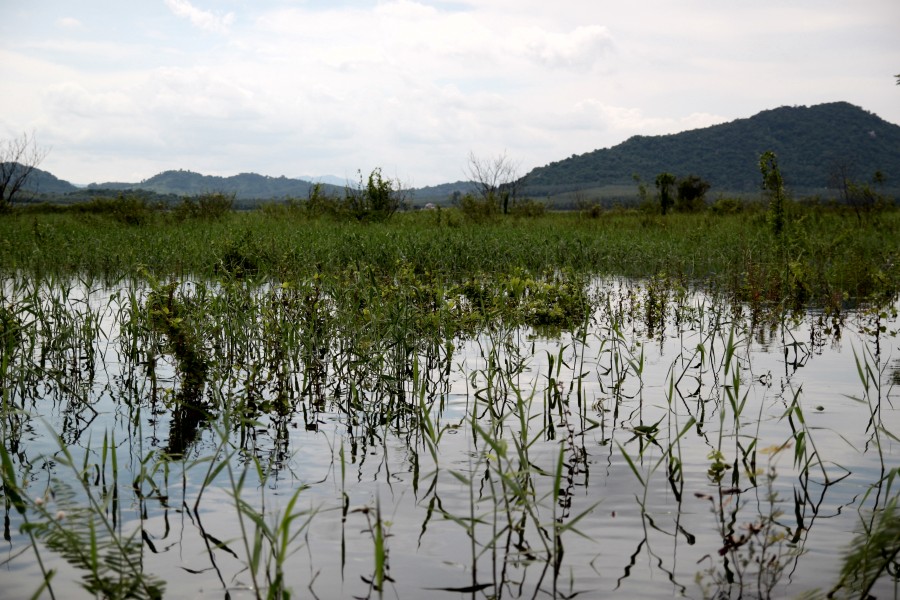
[8,164,79,195]
[520,102,900,195]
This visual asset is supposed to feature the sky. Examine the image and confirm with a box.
[1,0,898,187]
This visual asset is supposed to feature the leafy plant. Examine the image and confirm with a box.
[827,481,900,597]
[2,435,166,600]
[345,168,405,221]
[675,174,710,212]
[655,172,677,215]
[759,151,787,237]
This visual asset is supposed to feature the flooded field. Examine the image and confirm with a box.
[1,274,898,599]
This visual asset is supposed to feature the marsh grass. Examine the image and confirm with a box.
[2,206,899,309]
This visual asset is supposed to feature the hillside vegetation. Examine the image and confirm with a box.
[87,169,343,199]
[521,102,900,197]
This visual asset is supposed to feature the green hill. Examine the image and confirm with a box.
[88,170,338,199]
[85,170,474,205]
[521,102,900,197]
[410,180,479,202]
[11,164,80,195]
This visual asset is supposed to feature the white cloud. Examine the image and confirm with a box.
[145,67,258,120]
[164,0,234,34]
[2,0,899,185]
[520,25,613,70]
[56,17,83,30]
[45,82,136,119]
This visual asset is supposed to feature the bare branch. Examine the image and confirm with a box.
[0,132,49,209]
[464,151,521,214]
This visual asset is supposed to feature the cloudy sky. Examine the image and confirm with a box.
[1,0,898,186]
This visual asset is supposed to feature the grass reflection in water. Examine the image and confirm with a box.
[0,270,897,599]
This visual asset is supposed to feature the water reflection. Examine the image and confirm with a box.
[0,277,897,599]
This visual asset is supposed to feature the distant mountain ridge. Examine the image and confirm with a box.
[22,167,477,203]
[5,163,80,195]
[521,102,900,195]
[87,170,336,199]
[299,174,352,187]
[81,170,476,202]
[16,101,900,202]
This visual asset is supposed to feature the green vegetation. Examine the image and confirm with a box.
[759,151,787,237]
[2,156,900,599]
[654,172,676,215]
[2,194,898,314]
[85,169,341,200]
[521,102,900,197]
[675,174,711,212]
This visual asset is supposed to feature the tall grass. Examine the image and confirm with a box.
[2,207,899,311]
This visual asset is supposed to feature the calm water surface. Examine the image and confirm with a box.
[1,278,898,599]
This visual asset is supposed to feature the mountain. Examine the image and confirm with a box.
[411,180,479,201]
[88,170,338,199]
[520,102,900,196]
[9,164,80,195]
[85,170,474,203]
[299,174,353,187]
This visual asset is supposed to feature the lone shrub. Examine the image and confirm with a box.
[345,168,404,222]
[655,172,676,215]
[710,197,745,215]
[675,175,710,212]
[458,192,500,222]
[759,151,786,237]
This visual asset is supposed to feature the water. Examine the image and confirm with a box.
[1,277,898,599]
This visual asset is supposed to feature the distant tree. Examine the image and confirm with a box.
[632,173,652,209]
[0,132,48,211]
[675,175,711,212]
[828,160,855,203]
[655,172,676,215]
[465,151,521,215]
[829,161,889,222]
[896,73,900,85]
[759,151,786,237]
[344,168,407,221]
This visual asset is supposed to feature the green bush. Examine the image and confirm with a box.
[675,175,710,212]
[510,199,546,218]
[305,184,344,218]
[581,203,604,219]
[711,197,745,215]
[173,192,233,220]
[458,193,500,222]
[77,195,155,225]
[344,168,404,222]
